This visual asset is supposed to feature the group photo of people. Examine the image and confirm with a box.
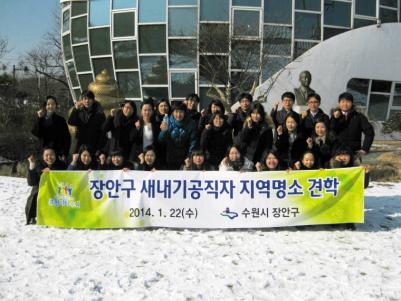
[25,90,375,224]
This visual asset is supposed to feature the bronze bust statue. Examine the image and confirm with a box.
[294,71,315,106]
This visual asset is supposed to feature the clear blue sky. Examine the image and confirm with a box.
[0,0,59,67]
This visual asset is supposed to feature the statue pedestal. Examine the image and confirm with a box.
[293,105,308,114]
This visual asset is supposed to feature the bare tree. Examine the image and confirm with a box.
[0,36,8,60]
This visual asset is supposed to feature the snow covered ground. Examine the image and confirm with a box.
[1,176,401,301]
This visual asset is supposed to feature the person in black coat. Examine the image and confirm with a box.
[67,144,98,170]
[25,148,67,225]
[31,95,71,159]
[130,99,161,163]
[68,90,106,154]
[198,99,225,135]
[102,100,138,159]
[330,92,375,157]
[200,112,233,169]
[275,112,307,168]
[154,98,171,124]
[255,149,285,171]
[307,119,337,168]
[235,102,273,164]
[227,92,253,137]
[184,93,201,125]
[270,92,300,129]
[299,93,330,137]
[98,148,134,171]
[182,149,215,171]
[135,145,161,171]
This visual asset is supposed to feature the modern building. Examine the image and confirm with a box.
[60,0,401,112]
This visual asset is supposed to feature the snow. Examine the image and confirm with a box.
[1,176,401,300]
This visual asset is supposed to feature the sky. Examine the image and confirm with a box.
[0,0,59,68]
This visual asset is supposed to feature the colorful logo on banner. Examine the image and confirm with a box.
[37,168,365,229]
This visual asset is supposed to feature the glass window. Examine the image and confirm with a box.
[71,16,88,44]
[169,40,197,68]
[200,55,229,85]
[381,0,398,8]
[113,40,138,69]
[294,12,321,40]
[117,72,141,98]
[73,45,92,72]
[171,73,195,98]
[78,74,94,90]
[323,27,348,40]
[393,84,401,106]
[234,10,260,37]
[368,94,390,121]
[380,7,398,23]
[371,80,392,93]
[231,41,261,70]
[294,40,318,58]
[263,25,291,56]
[230,72,260,99]
[63,9,70,32]
[114,12,136,37]
[139,25,166,53]
[355,0,376,17]
[92,57,115,78]
[324,0,351,27]
[353,18,376,29]
[66,62,79,87]
[295,0,321,11]
[71,2,87,16]
[233,0,261,6]
[89,28,111,55]
[62,35,73,61]
[262,56,291,81]
[142,87,169,100]
[113,0,137,9]
[169,0,197,4]
[264,0,292,24]
[199,23,229,53]
[89,0,110,27]
[200,0,229,21]
[346,78,370,106]
[199,87,221,109]
[169,8,198,37]
[138,0,166,23]
[140,56,168,84]
[73,88,82,101]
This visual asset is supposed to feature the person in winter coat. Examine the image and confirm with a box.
[154,98,171,124]
[135,145,161,171]
[219,145,254,172]
[270,92,300,129]
[158,102,197,170]
[275,112,307,168]
[255,149,285,171]
[184,93,201,125]
[200,112,233,169]
[182,149,215,171]
[227,92,253,137]
[235,102,273,164]
[299,93,330,137]
[102,100,137,159]
[294,150,318,170]
[31,95,71,160]
[330,92,375,157]
[25,148,67,224]
[198,99,225,134]
[130,99,161,163]
[307,118,337,168]
[68,90,106,154]
[67,144,98,171]
[98,148,134,171]
[329,145,370,189]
